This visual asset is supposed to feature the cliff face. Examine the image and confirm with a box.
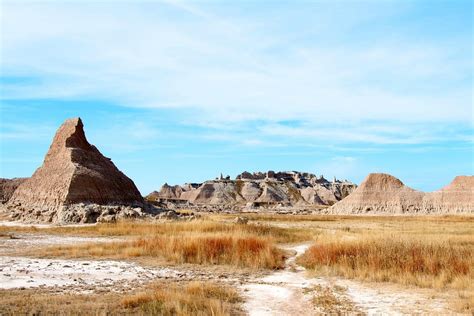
[329,173,473,214]
[148,171,357,208]
[6,118,145,223]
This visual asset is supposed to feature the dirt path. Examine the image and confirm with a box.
[240,243,316,315]
[240,243,454,315]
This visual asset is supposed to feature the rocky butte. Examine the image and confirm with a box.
[328,173,473,214]
[4,117,150,223]
[147,171,357,213]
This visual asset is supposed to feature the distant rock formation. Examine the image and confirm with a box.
[329,173,473,214]
[0,178,28,203]
[5,118,147,223]
[423,176,474,213]
[147,171,357,211]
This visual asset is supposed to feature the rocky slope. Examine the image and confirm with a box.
[422,176,474,213]
[329,173,473,214]
[148,171,357,211]
[0,178,28,204]
[4,118,152,223]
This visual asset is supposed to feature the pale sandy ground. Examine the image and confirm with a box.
[0,220,96,228]
[0,257,184,291]
[241,243,458,316]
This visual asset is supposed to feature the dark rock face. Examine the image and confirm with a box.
[148,171,357,211]
[0,178,28,203]
[6,118,145,223]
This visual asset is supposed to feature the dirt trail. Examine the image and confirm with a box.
[241,243,454,315]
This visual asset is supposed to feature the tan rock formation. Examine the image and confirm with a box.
[148,171,357,209]
[6,118,145,222]
[423,176,474,213]
[329,173,473,214]
[0,178,28,203]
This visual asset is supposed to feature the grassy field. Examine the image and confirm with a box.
[233,214,473,313]
[13,220,315,269]
[2,214,473,312]
[0,281,242,316]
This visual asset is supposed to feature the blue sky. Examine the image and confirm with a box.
[0,0,472,195]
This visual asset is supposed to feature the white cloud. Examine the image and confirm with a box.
[0,1,472,144]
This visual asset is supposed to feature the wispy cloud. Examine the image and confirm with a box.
[0,0,472,147]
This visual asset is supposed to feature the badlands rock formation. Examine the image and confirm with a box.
[329,173,473,214]
[5,118,149,223]
[148,171,356,211]
[423,176,474,213]
[0,178,28,204]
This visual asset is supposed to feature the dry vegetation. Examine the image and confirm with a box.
[121,281,242,315]
[15,220,314,269]
[0,281,241,316]
[2,214,473,312]
[304,284,360,314]
[0,219,314,243]
[37,234,285,269]
[298,238,472,289]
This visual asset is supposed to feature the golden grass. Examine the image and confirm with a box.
[298,237,472,289]
[13,220,315,269]
[251,214,474,313]
[0,281,241,316]
[121,281,242,316]
[0,219,314,243]
[38,234,286,269]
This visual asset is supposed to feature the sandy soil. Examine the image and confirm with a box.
[0,220,96,228]
[0,256,186,291]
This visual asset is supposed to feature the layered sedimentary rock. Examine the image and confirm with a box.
[329,173,473,214]
[6,118,146,223]
[0,178,28,203]
[148,171,356,210]
[423,176,474,213]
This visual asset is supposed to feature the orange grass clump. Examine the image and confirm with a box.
[298,238,473,289]
[39,235,286,269]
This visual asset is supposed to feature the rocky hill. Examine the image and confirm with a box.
[422,176,474,213]
[328,173,473,214]
[147,171,357,212]
[4,117,152,223]
[0,178,28,204]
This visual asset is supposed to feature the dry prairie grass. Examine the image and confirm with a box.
[13,220,315,269]
[298,233,474,313]
[37,234,286,269]
[0,219,314,243]
[298,237,472,289]
[0,281,241,316]
[304,284,360,314]
[121,281,242,315]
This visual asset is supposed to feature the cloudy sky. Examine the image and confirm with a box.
[0,0,472,194]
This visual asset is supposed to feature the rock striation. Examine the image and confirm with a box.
[147,171,357,212]
[329,173,473,214]
[5,118,148,223]
[0,178,28,204]
[422,176,474,213]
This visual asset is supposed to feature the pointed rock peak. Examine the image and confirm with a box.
[49,117,93,153]
[360,173,404,189]
[441,175,474,191]
[7,117,144,223]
